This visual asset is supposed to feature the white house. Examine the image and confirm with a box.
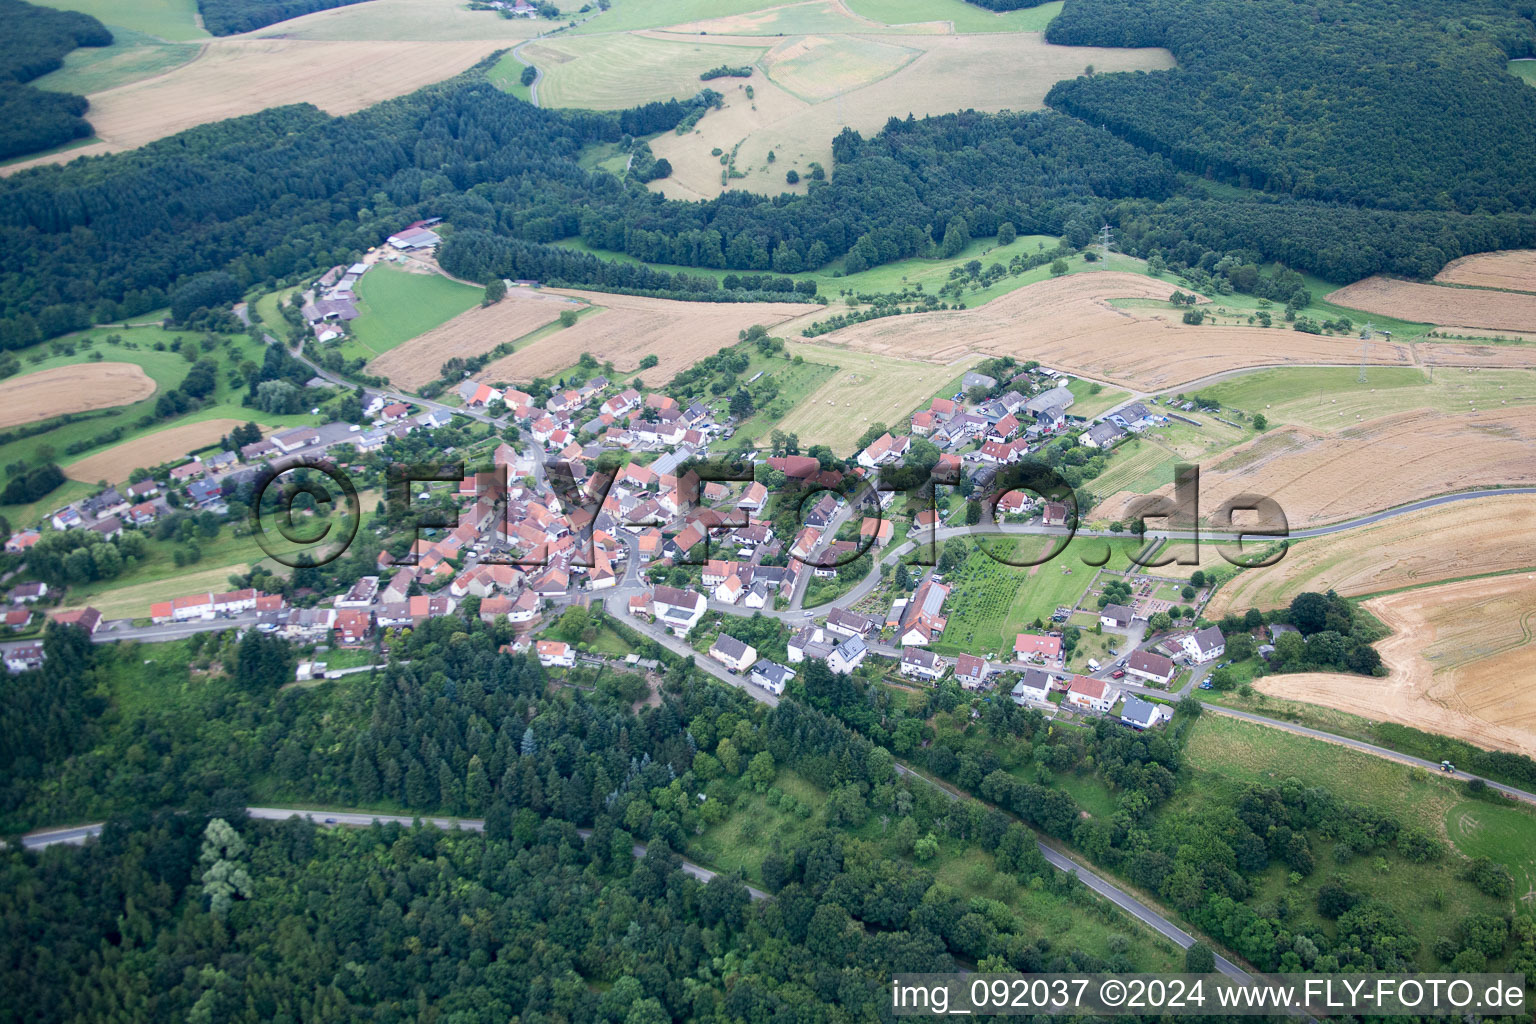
[1126,650,1176,685]
[1182,625,1226,664]
[536,640,575,668]
[709,633,757,673]
[1065,675,1118,713]
[1121,695,1171,730]
[900,647,945,682]
[651,585,705,635]
[1099,603,1133,629]
[1010,667,1055,704]
[749,659,795,696]
[826,636,868,675]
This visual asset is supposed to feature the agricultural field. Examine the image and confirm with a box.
[0,327,309,481]
[644,32,1173,200]
[1097,405,1536,528]
[772,343,977,453]
[365,288,577,389]
[809,272,1418,392]
[1086,411,1250,515]
[6,36,513,173]
[1204,494,1536,617]
[1257,574,1536,758]
[529,34,770,110]
[1326,277,1536,334]
[761,35,921,102]
[63,418,253,484]
[845,0,1066,33]
[33,27,201,96]
[1434,249,1536,292]
[1183,713,1530,949]
[479,289,815,386]
[929,534,1149,659]
[1196,365,1536,429]
[726,355,839,445]
[0,363,155,429]
[344,265,481,361]
[662,0,939,37]
[35,0,207,41]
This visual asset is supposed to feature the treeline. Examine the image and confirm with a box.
[0,0,112,160]
[1045,0,1536,217]
[197,0,373,35]
[700,65,752,80]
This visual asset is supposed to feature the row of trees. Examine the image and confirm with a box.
[197,0,371,35]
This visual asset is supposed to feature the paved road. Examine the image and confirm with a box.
[21,806,769,899]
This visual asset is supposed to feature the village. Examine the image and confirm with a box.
[0,223,1250,737]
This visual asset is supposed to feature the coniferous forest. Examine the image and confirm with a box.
[0,0,112,161]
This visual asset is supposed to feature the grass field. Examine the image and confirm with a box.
[34,26,201,95]
[486,51,534,103]
[692,764,1181,969]
[845,0,1065,32]
[930,535,1149,658]
[530,34,769,109]
[1197,366,1536,429]
[567,0,782,34]
[344,265,481,361]
[1510,59,1536,87]
[662,0,940,37]
[1446,800,1536,900]
[1183,714,1527,955]
[761,35,921,103]
[726,352,839,444]
[1065,378,1130,418]
[35,0,207,41]
[773,343,975,453]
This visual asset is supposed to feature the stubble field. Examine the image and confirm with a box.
[479,289,816,385]
[1258,575,1536,758]
[365,289,578,389]
[1203,495,1536,617]
[64,418,251,483]
[1433,249,1536,292]
[646,33,1173,200]
[808,273,1415,391]
[1096,407,1536,528]
[0,363,156,428]
[773,343,975,452]
[1326,277,1536,333]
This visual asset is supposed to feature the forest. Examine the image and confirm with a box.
[197,0,374,35]
[5,38,1536,347]
[0,0,112,161]
[1045,0,1536,214]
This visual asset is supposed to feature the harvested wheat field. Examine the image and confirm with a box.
[1327,277,1536,333]
[809,272,1414,391]
[65,418,251,484]
[4,38,508,173]
[366,290,578,389]
[1204,495,1536,617]
[649,34,1172,200]
[1097,407,1536,528]
[0,363,156,428]
[1258,575,1536,757]
[480,290,817,385]
[1434,250,1536,293]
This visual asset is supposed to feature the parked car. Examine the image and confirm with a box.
[1198,681,1213,690]
[1111,669,1125,679]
